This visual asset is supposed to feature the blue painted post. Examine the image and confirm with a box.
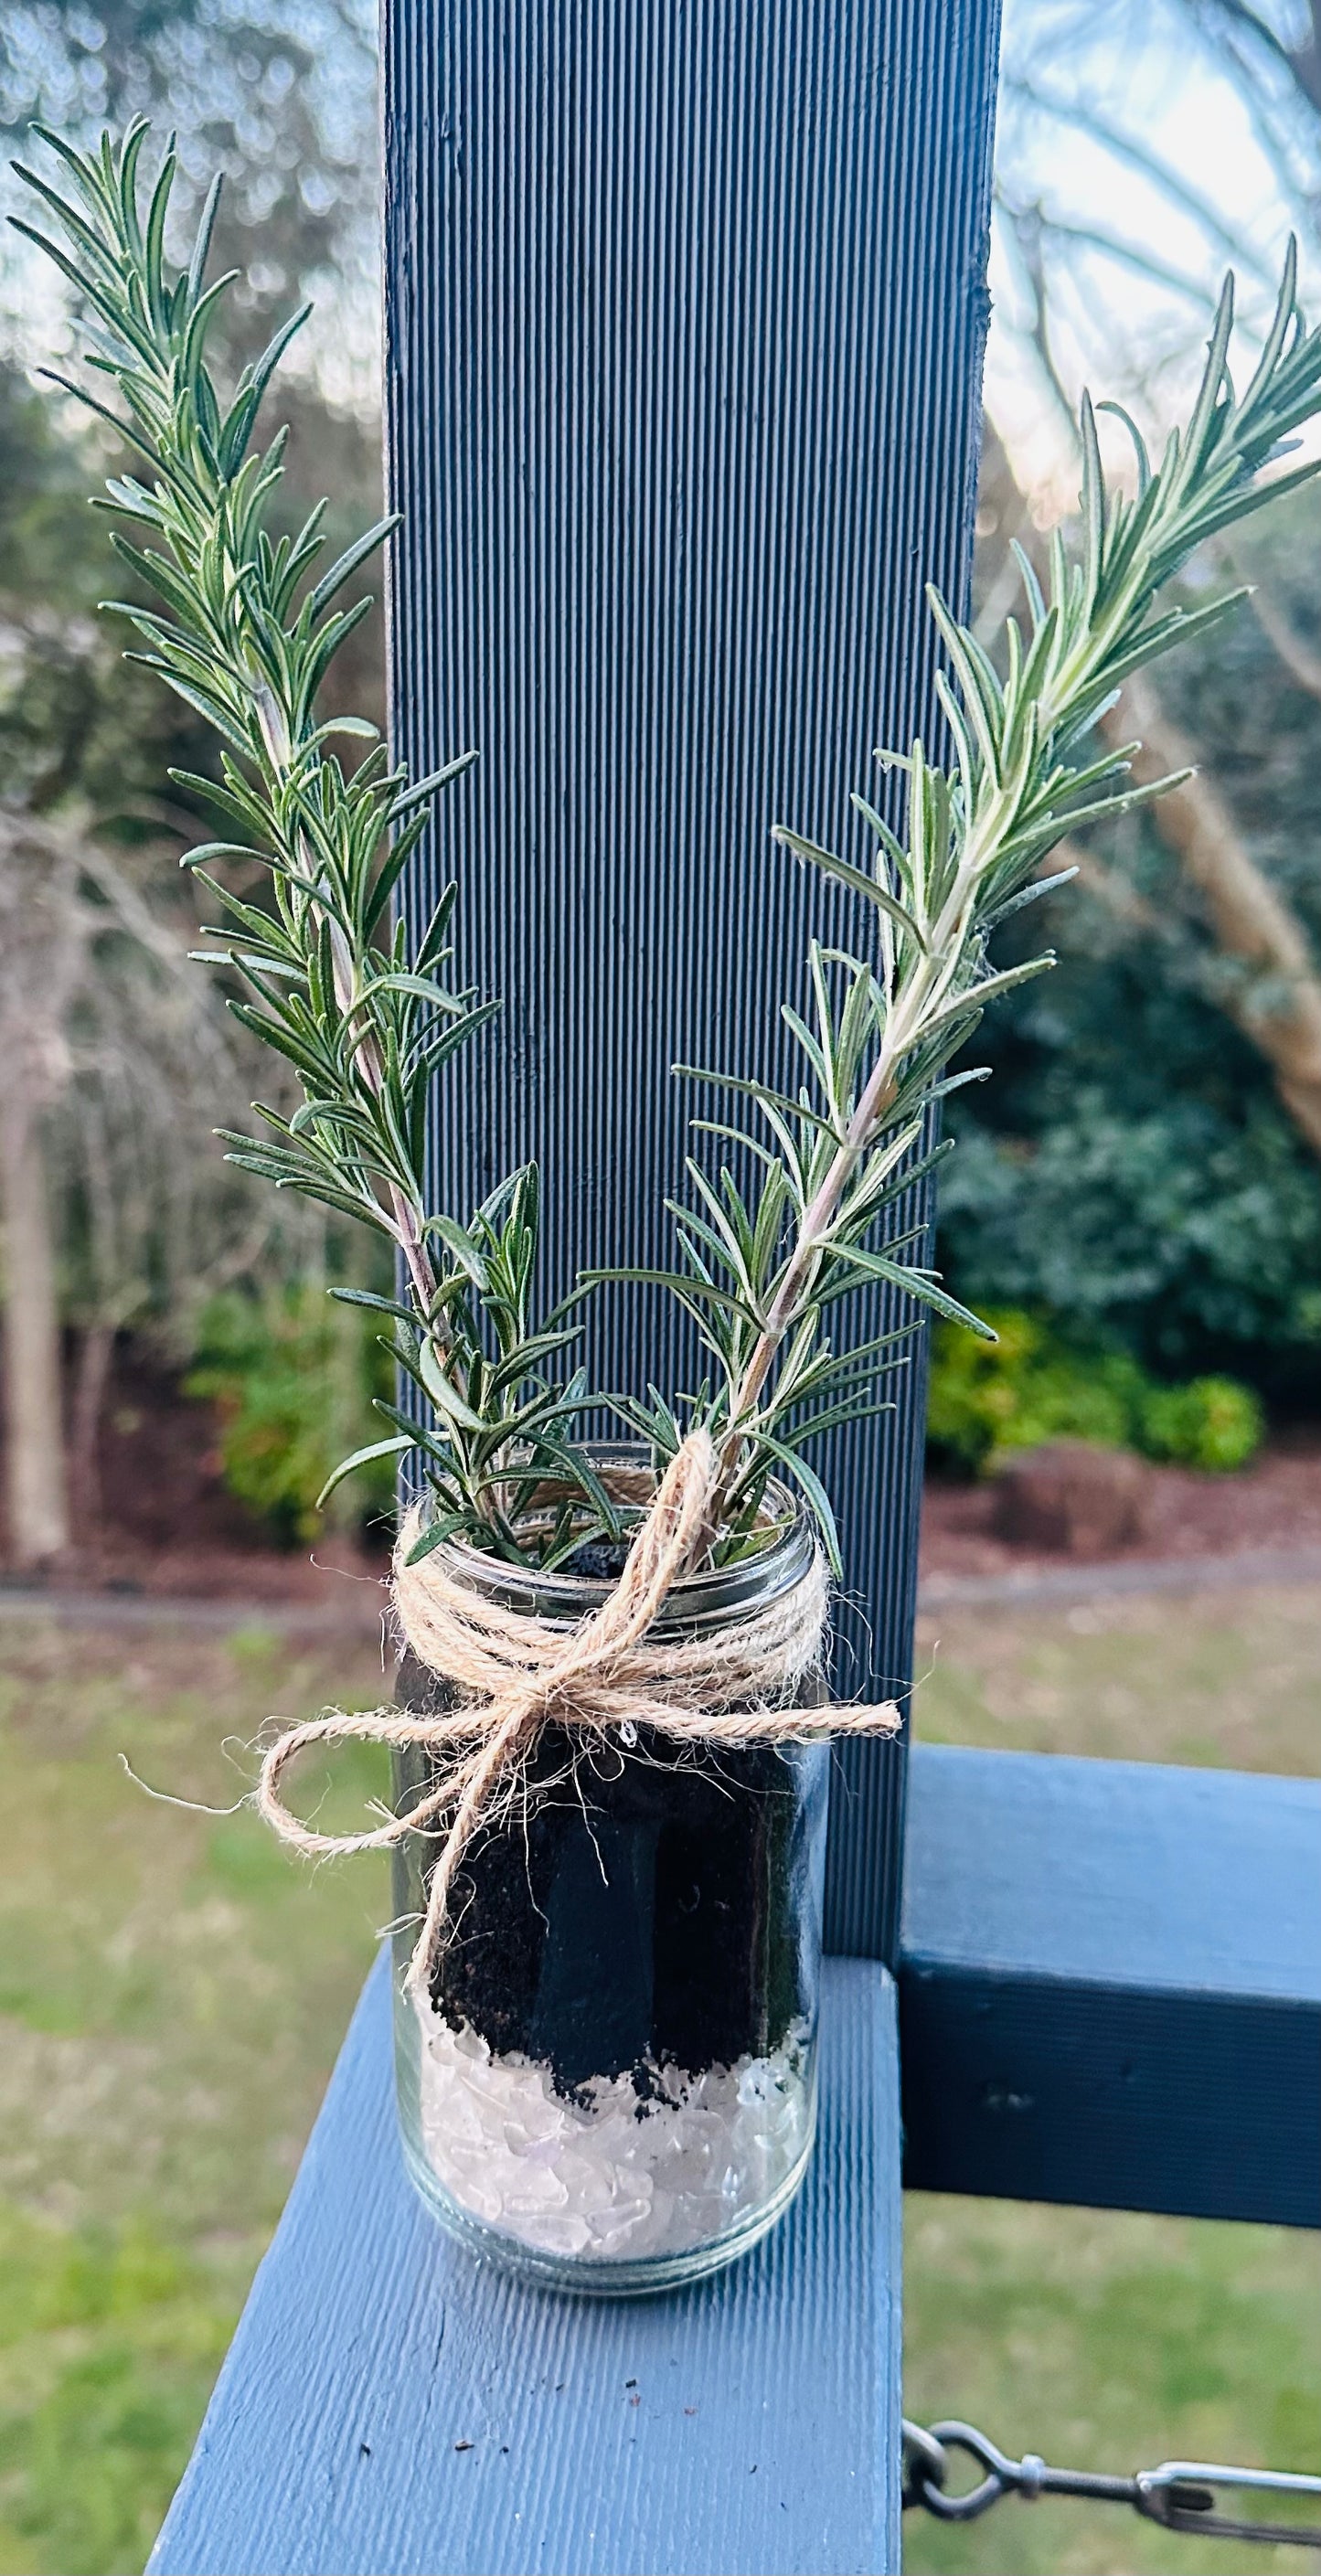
[383,0,1002,1964]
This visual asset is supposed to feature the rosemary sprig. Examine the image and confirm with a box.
[15,120,611,1564]
[614,247,1321,1570]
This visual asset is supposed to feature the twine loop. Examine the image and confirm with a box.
[256,1431,900,1998]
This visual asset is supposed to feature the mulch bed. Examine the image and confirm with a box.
[919,1428,1321,1582]
[1,1346,388,1608]
[5,1347,1320,1602]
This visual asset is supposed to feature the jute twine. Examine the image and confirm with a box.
[256,1431,900,2000]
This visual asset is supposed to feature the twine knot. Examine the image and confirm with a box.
[256,1430,900,1998]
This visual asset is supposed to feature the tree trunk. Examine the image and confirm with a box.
[1,1103,69,1568]
[70,1320,114,1526]
[1108,676,1321,1159]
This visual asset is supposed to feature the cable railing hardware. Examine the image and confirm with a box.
[901,2417,1321,2547]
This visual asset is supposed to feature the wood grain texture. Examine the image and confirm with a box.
[900,1746,1321,2225]
[382,0,1003,1965]
[148,1954,901,2576]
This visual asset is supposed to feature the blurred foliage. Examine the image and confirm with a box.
[0,356,385,842]
[0,13,389,1365]
[185,1284,395,1540]
[0,0,386,843]
[944,491,1321,1405]
[1141,1374,1266,1473]
[0,357,91,598]
[927,1307,1264,1474]
[0,0,378,364]
[0,356,197,826]
[940,1095,1321,1379]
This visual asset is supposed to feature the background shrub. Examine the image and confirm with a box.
[186,1287,395,1541]
[1140,1376,1265,1473]
[925,1308,1264,1476]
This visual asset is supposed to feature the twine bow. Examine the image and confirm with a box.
[256,1431,900,1999]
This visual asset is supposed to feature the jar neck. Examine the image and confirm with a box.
[421,1444,815,1636]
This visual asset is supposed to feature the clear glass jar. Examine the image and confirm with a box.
[390,1480,829,2294]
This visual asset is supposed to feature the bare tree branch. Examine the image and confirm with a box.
[1103,676,1321,1155]
[1201,0,1321,116]
[1245,580,1321,703]
[1002,75,1276,282]
[995,196,1086,435]
[973,421,1044,646]
[998,187,1220,313]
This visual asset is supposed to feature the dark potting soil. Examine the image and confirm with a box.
[393,1651,826,2098]
[561,1538,632,1580]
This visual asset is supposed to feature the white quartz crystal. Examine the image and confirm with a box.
[411,1994,813,2261]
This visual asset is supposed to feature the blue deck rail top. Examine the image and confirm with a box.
[148,1955,902,2576]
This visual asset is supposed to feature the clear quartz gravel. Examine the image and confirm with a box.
[412,1992,814,2261]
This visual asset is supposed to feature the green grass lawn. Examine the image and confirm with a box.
[911,1579,1321,1776]
[0,1584,1316,2574]
[0,1619,390,2576]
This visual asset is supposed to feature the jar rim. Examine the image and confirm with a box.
[411,1441,815,1633]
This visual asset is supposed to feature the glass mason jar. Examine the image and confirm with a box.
[390,1474,829,2295]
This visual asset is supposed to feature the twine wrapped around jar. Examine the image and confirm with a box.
[256,1431,900,1998]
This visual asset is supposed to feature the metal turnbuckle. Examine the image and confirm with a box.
[901,2418,1321,2547]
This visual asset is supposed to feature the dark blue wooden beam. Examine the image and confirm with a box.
[147,1954,901,2576]
[383,0,1002,1965]
[900,1747,1321,2228]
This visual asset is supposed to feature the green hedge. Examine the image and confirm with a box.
[926,1308,1264,1476]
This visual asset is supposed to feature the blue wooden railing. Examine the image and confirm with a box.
[146,4,1320,2568]
[902,1751,1321,2230]
[147,1748,1319,2573]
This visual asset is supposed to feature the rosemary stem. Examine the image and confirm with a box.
[250,686,447,1329]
